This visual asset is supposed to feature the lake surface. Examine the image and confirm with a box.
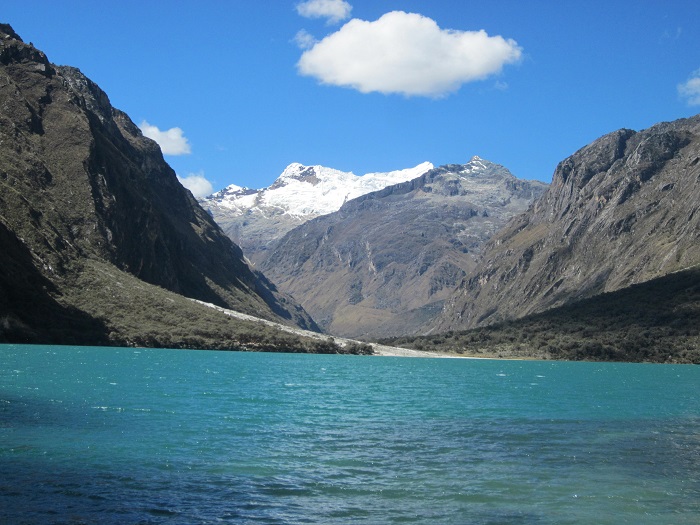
[1,344,698,524]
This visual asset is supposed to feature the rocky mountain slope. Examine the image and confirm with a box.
[200,161,433,263]
[258,158,547,338]
[0,23,320,346]
[433,115,700,332]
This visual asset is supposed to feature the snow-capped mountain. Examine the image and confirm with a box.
[200,161,433,262]
[258,156,549,338]
[203,161,433,218]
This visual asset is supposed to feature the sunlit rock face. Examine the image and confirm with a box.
[434,115,700,332]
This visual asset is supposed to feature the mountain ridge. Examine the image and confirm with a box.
[433,114,700,332]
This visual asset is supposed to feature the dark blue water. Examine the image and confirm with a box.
[1,344,698,524]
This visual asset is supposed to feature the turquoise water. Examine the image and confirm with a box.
[1,345,698,524]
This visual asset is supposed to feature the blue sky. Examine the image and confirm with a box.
[5,1,700,196]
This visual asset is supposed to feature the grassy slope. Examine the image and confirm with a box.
[380,266,700,364]
[0,256,372,355]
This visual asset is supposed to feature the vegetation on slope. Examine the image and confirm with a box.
[0,258,372,355]
[380,267,700,364]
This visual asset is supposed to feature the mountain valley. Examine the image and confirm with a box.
[1,22,699,363]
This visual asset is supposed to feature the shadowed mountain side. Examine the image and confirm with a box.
[0,23,318,344]
[259,159,547,338]
[0,222,110,344]
[433,115,700,332]
[382,266,700,364]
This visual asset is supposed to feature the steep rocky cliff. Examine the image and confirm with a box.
[0,23,318,343]
[259,158,547,338]
[434,115,700,331]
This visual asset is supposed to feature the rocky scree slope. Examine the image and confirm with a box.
[0,24,318,345]
[434,115,700,331]
[200,161,433,264]
[258,158,547,338]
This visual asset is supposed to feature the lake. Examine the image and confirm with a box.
[1,344,698,524]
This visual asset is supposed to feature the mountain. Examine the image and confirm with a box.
[257,158,548,338]
[433,115,700,332]
[0,23,321,347]
[199,161,433,263]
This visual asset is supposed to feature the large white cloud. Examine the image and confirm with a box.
[139,120,192,155]
[678,70,700,106]
[297,11,522,97]
[296,0,351,24]
[177,171,213,198]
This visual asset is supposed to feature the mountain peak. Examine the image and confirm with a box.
[463,155,493,172]
[206,161,434,216]
[0,22,53,74]
[201,161,434,262]
[0,23,22,41]
[274,163,343,188]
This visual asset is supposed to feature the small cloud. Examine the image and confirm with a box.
[294,29,317,50]
[139,120,192,155]
[296,0,352,25]
[297,11,522,97]
[178,171,213,198]
[678,69,700,106]
[661,27,682,42]
[494,80,509,91]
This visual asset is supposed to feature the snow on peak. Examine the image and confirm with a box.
[203,161,434,218]
[462,155,491,174]
[213,183,245,195]
[264,161,434,216]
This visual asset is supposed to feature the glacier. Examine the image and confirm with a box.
[201,161,434,219]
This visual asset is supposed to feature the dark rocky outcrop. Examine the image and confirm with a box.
[434,115,700,331]
[258,158,547,338]
[0,24,318,345]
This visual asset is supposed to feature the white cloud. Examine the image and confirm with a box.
[296,11,522,97]
[678,70,700,106]
[296,0,351,25]
[177,172,214,198]
[294,29,317,50]
[139,120,192,155]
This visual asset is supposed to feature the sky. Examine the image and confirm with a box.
[4,1,700,197]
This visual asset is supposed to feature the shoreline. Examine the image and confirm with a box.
[370,343,485,359]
